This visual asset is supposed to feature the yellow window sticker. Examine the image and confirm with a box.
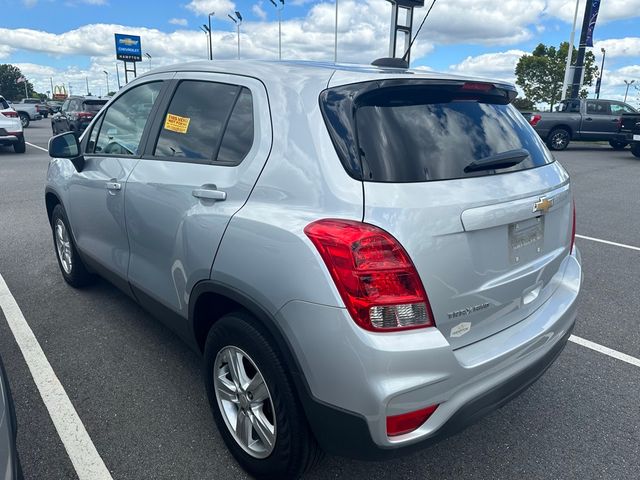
[164,113,190,134]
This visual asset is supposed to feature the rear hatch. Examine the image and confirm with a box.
[321,79,573,349]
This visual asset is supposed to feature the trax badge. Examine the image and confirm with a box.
[533,196,553,214]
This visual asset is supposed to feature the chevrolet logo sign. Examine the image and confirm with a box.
[119,38,139,46]
[533,196,553,214]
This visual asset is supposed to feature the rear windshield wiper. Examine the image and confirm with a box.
[463,148,530,173]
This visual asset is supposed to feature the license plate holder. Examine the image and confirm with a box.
[509,217,544,264]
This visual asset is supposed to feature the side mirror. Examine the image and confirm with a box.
[48,132,85,171]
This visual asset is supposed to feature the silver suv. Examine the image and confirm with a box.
[45,61,582,479]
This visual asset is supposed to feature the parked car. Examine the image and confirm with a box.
[18,98,49,118]
[51,96,108,137]
[11,101,42,128]
[618,112,640,158]
[529,98,637,150]
[0,355,22,480]
[45,61,582,479]
[0,96,25,153]
[46,101,63,115]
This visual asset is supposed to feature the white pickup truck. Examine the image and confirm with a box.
[11,99,44,128]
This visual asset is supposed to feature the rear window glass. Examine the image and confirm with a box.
[83,101,107,112]
[0,98,9,109]
[321,83,554,183]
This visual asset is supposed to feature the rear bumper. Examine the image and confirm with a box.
[0,133,23,145]
[278,250,581,459]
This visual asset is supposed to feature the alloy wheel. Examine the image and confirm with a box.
[214,346,276,459]
[54,219,73,274]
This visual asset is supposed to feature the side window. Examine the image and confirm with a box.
[94,82,163,156]
[86,114,104,154]
[610,102,636,115]
[61,100,70,112]
[154,80,240,162]
[586,101,610,115]
[217,87,254,165]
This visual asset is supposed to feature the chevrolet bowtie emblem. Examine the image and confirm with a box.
[533,196,553,214]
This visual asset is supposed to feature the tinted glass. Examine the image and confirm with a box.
[61,100,70,112]
[0,98,9,109]
[587,101,610,115]
[155,81,239,161]
[322,83,553,183]
[83,100,107,112]
[86,114,104,153]
[560,100,580,113]
[94,82,163,156]
[217,87,254,165]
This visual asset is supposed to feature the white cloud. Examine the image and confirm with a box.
[545,0,640,24]
[186,0,236,16]
[449,50,527,83]
[594,37,640,58]
[169,18,188,26]
[252,3,267,21]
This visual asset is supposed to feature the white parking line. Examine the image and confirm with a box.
[569,335,640,368]
[576,234,640,252]
[25,141,48,153]
[0,273,113,480]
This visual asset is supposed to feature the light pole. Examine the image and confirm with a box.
[103,70,109,95]
[228,11,243,59]
[144,52,152,72]
[334,0,338,63]
[624,80,635,103]
[596,48,605,99]
[561,0,580,101]
[86,77,90,95]
[201,25,212,60]
[208,11,215,59]
[269,0,285,60]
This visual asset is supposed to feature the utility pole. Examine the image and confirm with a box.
[561,0,580,101]
[200,25,211,59]
[269,0,285,60]
[208,12,215,59]
[624,80,635,103]
[50,77,54,97]
[570,0,594,99]
[144,52,152,72]
[596,48,605,99]
[86,77,90,95]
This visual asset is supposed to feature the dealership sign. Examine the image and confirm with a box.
[115,33,142,62]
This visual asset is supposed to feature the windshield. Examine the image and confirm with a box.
[322,82,554,182]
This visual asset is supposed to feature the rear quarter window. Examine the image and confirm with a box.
[321,82,555,183]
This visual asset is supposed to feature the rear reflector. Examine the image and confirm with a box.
[570,200,576,254]
[304,219,435,332]
[387,404,439,437]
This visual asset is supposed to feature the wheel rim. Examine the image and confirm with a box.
[21,116,27,127]
[214,346,276,459]
[54,219,73,274]
[552,131,568,149]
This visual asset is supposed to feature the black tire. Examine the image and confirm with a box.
[51,123,56,135]
[13,136,25,154]
[204,312,323,480]
[18,113,29,128]
[631,142,640,158]
[609,140,628,150]
[50,204,95,287]
[547,127,571,151]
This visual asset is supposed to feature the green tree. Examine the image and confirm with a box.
[515,42,597,111]
[0,64,35,101]
[512,97,535,111]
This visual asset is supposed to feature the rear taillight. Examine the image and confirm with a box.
[78,112,94,119]
[530,114,542,126]
[387,404,439,437]
[2,111,17,118]
[461,82,494,92]
[304,219,434,332]
[570,200,576,254]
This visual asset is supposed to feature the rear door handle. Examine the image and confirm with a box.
[585,117,593,121]
[192,186,226,201]
[106,181,122,191]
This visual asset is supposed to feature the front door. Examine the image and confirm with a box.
[125,73,271,321]
[66,80,168,290]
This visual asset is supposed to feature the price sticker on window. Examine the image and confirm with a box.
[164,113,190,134]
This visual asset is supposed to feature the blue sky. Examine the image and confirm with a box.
[1,0,639,105]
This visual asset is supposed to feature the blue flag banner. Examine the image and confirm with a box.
[586,0,601,47]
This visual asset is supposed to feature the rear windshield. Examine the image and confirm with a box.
[0,98,9,109]
[83,101,107,112]
[321,82,554,182]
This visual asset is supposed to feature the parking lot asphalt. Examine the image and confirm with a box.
[1,122,639,480]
